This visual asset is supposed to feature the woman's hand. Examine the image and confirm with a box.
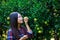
[19,35,28,40]
[24,17,29,24]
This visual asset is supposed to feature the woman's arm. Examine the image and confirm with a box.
[25,23,32,33]
[24,17,32,33]
[24,17,33,38]
[19,35,28,40]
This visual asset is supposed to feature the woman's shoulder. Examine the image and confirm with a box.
[8,29,12,31]
[7,28,12,33]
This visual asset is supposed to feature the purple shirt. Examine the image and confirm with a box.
[7,27,33,40]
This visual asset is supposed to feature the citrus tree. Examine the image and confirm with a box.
[0,0,60,40]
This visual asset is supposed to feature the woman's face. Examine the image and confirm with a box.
[17,13,23,24]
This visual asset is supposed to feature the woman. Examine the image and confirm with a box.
[7,12,33,40]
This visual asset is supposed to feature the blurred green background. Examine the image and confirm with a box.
[0,0,60,40]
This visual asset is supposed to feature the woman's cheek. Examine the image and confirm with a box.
[18,20,23,23]
[18,18,23,23]
[20,20,23,23]
[17,19,20,23]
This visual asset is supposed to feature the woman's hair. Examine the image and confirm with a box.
[10,12,20,40]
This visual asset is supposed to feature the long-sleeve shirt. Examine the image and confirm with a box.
[7,26,33,40]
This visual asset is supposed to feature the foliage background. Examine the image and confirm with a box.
[0,0,60,40]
